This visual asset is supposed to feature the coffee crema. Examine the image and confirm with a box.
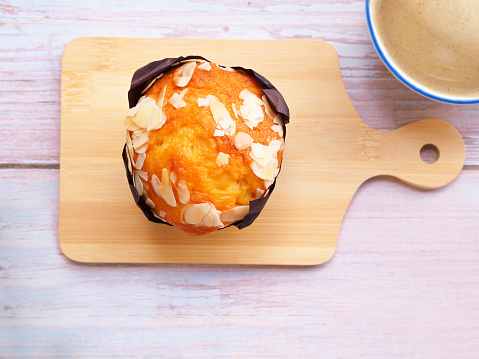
[371,0,479,99]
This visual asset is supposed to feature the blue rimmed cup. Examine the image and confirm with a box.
[365,0,479,104]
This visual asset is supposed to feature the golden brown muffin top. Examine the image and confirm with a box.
[124,60,285,235]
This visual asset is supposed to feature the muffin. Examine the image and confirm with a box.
[124,58,287,235]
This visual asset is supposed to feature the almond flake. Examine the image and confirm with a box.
[239,89,264,106]
[134,173,143,196]
[126,145,133,174]
[262,95,275,120]
[264,179,275,189]
[168,93,186,109]
[220,205,249,224]
[197,94,218,107]
[203,203,224,227]
[197,62,212,71]
[125,116,141,131]
[250,143,273,167]
[135,152,146,170]
[156,86,167,108]
[126,132,134,160]
[272,124,284,137]
[216,152,229,167]
[240,96,264,129]
[234,132,254,150]
[183,203,210,224]
[214,129,224,137]
[151,169,177,207]
[133,102,156,128]
[177,180,190,204]
[133,131,149,150]
[135,143,148,154]
[174,62,196,87]
[217,64,236,72]
[269,139,283,154]
[142,73,164,95]
[159,210,166,218]
[273,114,284,126]
[232,103,238,119]
[147,108,165,131]
[170,171,177,184]
[179,88,188,98]
[145,198,155,208]
[137,170,148,181]
[256,188,265,198]
[252,157,278,180]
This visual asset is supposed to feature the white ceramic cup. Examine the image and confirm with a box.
[366,0,479,104]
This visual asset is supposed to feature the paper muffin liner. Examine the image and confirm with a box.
[123,56,290,230]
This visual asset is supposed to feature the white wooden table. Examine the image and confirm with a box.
[1,1,479,357]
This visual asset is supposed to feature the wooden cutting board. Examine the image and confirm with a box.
[59,37,465,265]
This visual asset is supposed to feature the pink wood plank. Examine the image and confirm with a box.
[0,1,478,164]
[1,169,479,357]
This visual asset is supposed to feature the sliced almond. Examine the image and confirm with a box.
[177,180,190,204]
[183,203,210,224]
[262,95,275,120]
[250,143,273,167]
[273,114,284,126]
[148,108,165,131]
[197,94,218,107]
[135,143,148,154]
[170,171,177,184]
[133,102,156,128]
[125,116,141,131]
[168,93,186,109]
[272,124,284,137]
[216,152,229,167]
[174,62,196,87]
[214,129,224,137]
[137,170,148,181]
[152,169,177,207]
[234,132,254,150]
[135,152,146,170]
[159,210,166,218]
[125,144,133,174]
[156,85,167,108]
[197,62,212,71]
[240,95,264,129]
[252,157,278,180]
[133,131,149,150]
[232,103,238,119]
[256,188,265,198]
[179,89,188,98]
[134,173,143,196]
[210,100,231,124]
[145,198,155,208]
[220,205,249,224]
[264,179,274,189]
[142,73,164,95]
[239,89,264,106]
[203,203,223,227]
[217,64,236,72]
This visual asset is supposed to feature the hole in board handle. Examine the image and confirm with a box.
[420,144,439,164]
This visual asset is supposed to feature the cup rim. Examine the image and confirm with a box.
[365,0,479,105]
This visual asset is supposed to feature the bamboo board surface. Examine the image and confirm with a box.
[59,37,465,265]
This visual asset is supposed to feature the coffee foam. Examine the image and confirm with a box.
[371,0,479,99]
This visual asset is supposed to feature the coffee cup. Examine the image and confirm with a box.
[366,0,479,104]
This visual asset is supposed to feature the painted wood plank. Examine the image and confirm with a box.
[2,169,479,357]
[1,1,479,165]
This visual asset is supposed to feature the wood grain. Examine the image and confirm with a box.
[3,169,479,357]
[1,0,479,165]
[59,37,464,265]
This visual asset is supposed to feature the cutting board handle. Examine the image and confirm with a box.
[373,118,465,189]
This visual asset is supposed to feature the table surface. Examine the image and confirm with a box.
[1,1,479,357]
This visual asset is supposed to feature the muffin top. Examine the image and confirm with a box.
[124,60,285,235]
